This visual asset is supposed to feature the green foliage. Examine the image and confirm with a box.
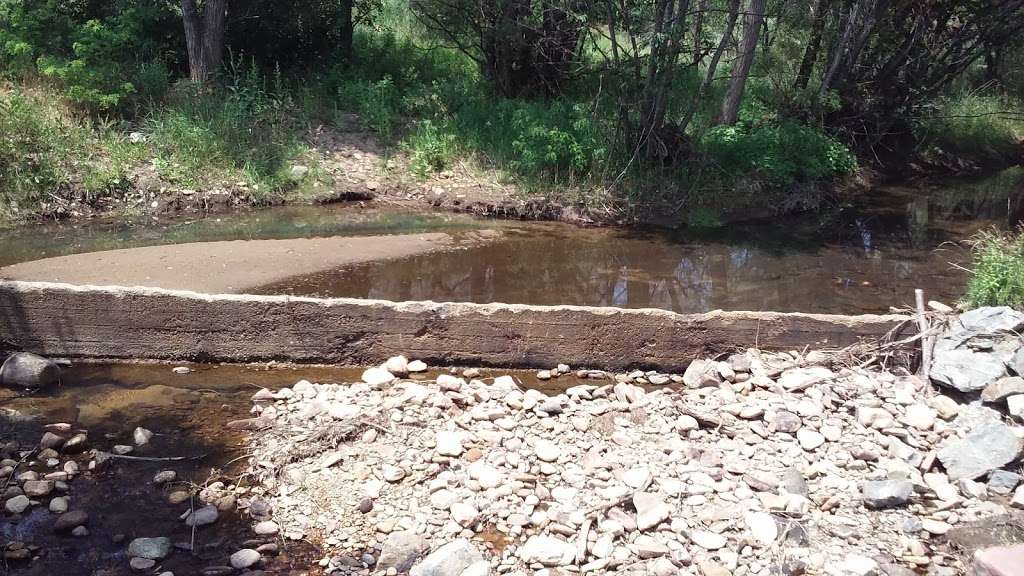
[144,59,307,200]
[0,88,142,220]
[406,120,457,177]
[700,120,858,186]
[917,90,1024,167]
[964,228,1024,309]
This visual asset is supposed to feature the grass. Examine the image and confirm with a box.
[918,90,1024,168]
[964,227,1024,309]
[0,85,145,221]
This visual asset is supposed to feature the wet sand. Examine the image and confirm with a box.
[0,231,497,294]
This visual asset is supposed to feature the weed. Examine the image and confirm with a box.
[963,227,1024,309]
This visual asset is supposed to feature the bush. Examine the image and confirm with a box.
[0,88,142,220]
[700,120,857,187]
[144,60,307,200]
[964,228,1024,309]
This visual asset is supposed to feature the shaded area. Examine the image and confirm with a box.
[0,362,379,575]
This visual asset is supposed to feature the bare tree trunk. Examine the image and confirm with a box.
[181,0,228,83]
[794,0,828,89]
[680,0,740,131]
[339,0,355,62]
[719,0,766,125]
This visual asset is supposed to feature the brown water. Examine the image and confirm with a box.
[0,362,579,575]
[2,168,1022,314]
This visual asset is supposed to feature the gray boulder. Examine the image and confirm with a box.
[937,421,1024,480]
[930,307,1024,392]
[0,352,60,389]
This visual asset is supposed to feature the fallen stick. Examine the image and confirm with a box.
[915,289,931,381]
[94,451,206,463]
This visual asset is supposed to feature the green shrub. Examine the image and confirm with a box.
[700,120,857,187]
[406,120,457,177]
[964,228,1024,309]
[0,88,142,221]
[144,61,307,200]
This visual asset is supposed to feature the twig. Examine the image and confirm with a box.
[95,451,206,462]
[915,289,931,381]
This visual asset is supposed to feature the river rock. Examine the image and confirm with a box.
[930,307,1024,392]
[779,366,834,391]
[384,356,410,377]
[49,496,69,513]
[690,530,727,550]
[362,367,396,387]
[133,427,153,446]
[39,432,64,450]
[53,509,88,531]
[229,549,261,569]
[517,534,577,566]
[862,480,913,509]
[153,470,177,484]
[185,505,219,527]
[408,360,428,373]
[797,429,825,451]
[61,433,88,453]
[410,539,483,576]
[5,495,30,514]
[130,557,156,570]
[633,492,671,530]
[0,352,61,389]
[683,360,720,388]
[1009,395,1024,420]
[987,470,1021,496]
[982,377,1024,403]
[22,480,53,498]
[937,421,1024,480]
[745,511,779,546]
[253,520,279,535]
[534,439,560,462]
[434,431,463,457]
[378,531,429,572]
[128,537,172,560]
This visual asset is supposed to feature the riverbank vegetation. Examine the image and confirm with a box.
[964,228,1024,309]
[1,1,1023,225]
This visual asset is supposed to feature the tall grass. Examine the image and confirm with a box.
[964,227,1024,309]
[0,86,143,221]
[918,90,1024,167]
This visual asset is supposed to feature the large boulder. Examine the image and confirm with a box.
[0,353,60,389]
[930,307,1024,392]
[937,421,1024,480]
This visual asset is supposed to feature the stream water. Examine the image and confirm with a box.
[2,167,1021,313]
[0,168,1022,573]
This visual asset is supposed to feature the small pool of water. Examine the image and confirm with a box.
[2,168,1021,314]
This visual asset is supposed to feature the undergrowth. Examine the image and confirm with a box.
[964,227,1024,309]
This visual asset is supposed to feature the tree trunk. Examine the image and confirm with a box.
[794,0,828,89]
[339,0,355,63]
[719,0,766,125]
[680,0,740,132]
[181,0,228,83]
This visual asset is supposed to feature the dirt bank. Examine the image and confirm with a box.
[0,231,498,294]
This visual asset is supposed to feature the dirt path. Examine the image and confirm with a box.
[0,231,498,294]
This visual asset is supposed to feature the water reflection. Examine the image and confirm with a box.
[255,224,969,314]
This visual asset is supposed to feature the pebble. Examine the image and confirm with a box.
[49,496,69,513]
[253,520,279,535]
[53,509,88,531]
[690,530,727,550]
[133,427,154,446]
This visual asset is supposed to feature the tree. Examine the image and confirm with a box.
[181,0,227,82]
[719,0,766,124]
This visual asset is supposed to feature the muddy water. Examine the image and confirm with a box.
[2,168,1022,314]
[0,362,573,575]
[0,362,376,576]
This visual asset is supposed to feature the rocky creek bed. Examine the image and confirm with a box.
[4,308,1024,575]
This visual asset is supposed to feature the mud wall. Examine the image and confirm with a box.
[0,281,911,370]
